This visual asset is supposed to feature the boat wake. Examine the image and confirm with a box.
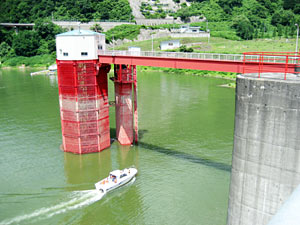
[0,190,104,225]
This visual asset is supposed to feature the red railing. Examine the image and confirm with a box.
[243,52,300,80]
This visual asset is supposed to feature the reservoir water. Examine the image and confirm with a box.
[0,68,235,225]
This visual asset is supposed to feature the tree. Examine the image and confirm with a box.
[12,30,40,57]
[277,25,283,38]
[271,10,281,26]
[0,42,11,57]
[179,45,193,52]
[218,0,242,14]
[272,28,277,38]
[90,24,104,33]
[232,15,254,40]
[34,19,64,53]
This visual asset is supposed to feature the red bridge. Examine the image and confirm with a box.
[99,51,300,75]
[57,51,300,154]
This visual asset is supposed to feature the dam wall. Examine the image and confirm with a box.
[227,74,300,225]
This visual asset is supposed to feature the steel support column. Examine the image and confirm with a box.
[113,64,137,145]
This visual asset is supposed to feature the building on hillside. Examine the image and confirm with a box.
[170,25,210,38]
[160,40,180,50]
[180,25,201,33]
[128,46,141,56]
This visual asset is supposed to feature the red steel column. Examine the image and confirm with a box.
[133,65,138,143]
[57,60,111,154]
[114,64,138,145]
[96,64,111,150]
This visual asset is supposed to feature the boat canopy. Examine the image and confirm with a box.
[110,170,123,178]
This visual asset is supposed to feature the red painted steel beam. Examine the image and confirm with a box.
[114,65,135,145]
[99,55,297,74]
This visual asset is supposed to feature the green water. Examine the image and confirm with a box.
[0,68,235,225]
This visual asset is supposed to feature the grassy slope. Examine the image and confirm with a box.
[0,54,56,68]
[113,37,296,53]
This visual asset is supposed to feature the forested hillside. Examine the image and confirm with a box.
[0,0,133,22]
[145,0,299,40]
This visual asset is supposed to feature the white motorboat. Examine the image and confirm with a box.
[95,168,138,193]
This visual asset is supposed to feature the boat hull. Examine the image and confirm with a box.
[95,168,137,193]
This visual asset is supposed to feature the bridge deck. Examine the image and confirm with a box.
[99,51,298,74]
[0,23,34,27]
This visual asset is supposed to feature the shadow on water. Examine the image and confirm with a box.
[111,128,231,172]
[138,129,231,172]
[138,141,231,172]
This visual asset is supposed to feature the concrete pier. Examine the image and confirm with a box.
[227,73,300,225]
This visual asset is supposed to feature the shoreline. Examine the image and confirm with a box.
[0,65,48,70]
[137,66,237,85]
[1,63,237,87]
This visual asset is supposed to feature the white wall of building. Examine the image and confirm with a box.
[160,40,180,50]
[56,31,105,60]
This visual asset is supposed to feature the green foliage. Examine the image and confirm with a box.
[35,19,64,40]
[105,24,142,43]
[90,24,104,33]
[175,1,227,22]
[172,0,298,41]
[12,30,40,57]
[138,66,237,79]
[2,54,55,67]
[0,19,63,58]
[232,15,254,40]
[218,0,242,14]
[148,24,181,30]
[0,0,133,23]
[210,31,240,40]
[0,42,11,58]
[271,9,295,26]
[94,0,133,21]
[179,45,194,52]
[141,2,167,19]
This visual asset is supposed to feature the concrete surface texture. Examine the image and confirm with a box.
[227,73,300,225]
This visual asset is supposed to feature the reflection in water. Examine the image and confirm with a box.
[116,143,139,170]
[63,150,112,189]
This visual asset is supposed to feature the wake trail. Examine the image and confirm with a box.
[0,190,104,225]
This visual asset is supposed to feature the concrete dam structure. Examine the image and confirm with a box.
[227,73,300,225]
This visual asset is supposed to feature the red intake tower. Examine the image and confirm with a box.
[57,60,111,154]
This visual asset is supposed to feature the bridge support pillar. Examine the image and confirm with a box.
[113,64,138,145]
[227,74,300,225]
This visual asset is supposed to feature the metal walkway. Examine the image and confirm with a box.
[98,51,300,75]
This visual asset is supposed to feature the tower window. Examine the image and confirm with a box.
[63,52,68,56]
[81,52,88,56]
